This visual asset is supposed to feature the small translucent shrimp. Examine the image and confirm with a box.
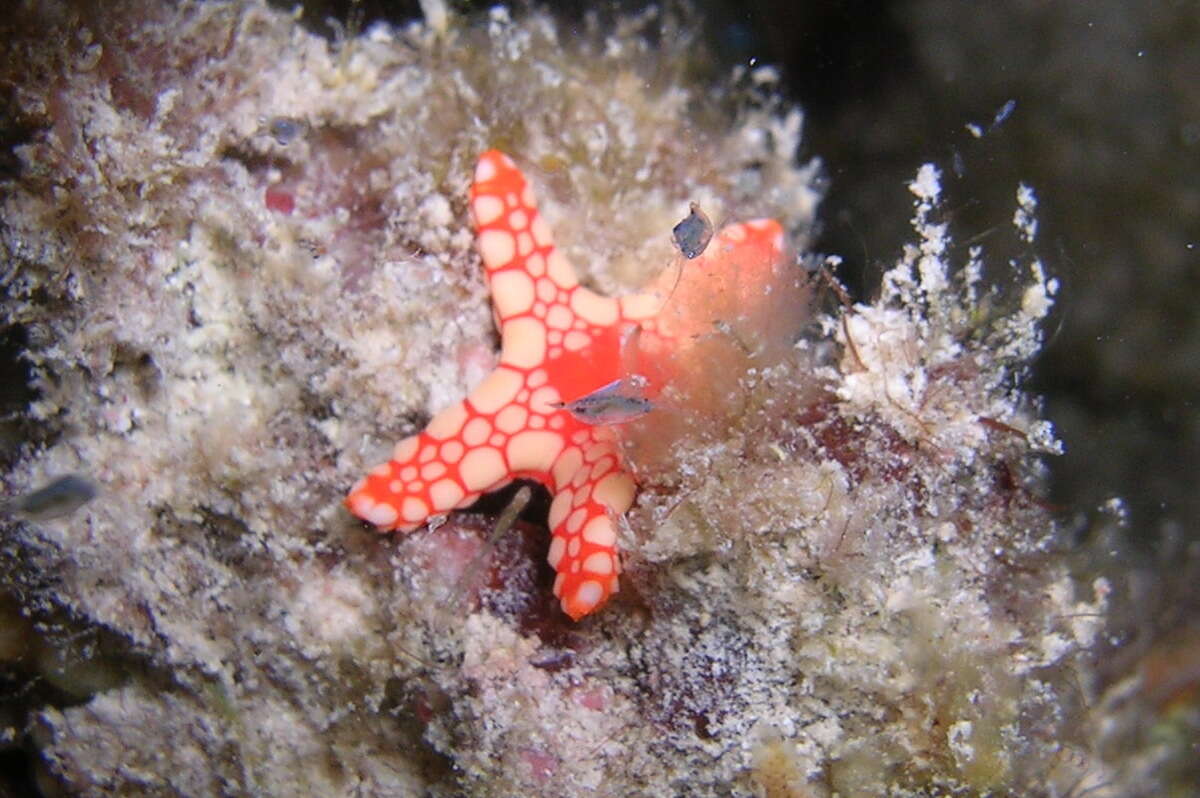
[551,375,654,426]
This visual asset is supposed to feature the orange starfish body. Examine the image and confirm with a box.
[346,150,786,620]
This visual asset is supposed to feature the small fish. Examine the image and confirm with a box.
[4,474,97,521]
[551,376,653,425]
[672,202,714,259]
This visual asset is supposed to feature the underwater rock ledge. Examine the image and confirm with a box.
[1,1,1118,795]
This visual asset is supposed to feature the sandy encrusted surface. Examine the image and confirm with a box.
[0,2,1125,795]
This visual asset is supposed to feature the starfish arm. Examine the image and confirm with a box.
[342,402,505,533]
[645,218,787,338]
[471,151,633,377]
[544,427,637,619]
[345,426,481,532]
[344,362,575,530]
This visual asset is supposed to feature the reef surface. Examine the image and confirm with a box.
[0,2,1135,795]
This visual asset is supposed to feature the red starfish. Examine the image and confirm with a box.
[346,150,786,620]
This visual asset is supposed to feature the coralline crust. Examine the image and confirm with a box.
[0,2,1113,796]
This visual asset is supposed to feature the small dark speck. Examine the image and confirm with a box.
[991,99,1016,131]
[268,117,308,146]
[672,202,714,259]
[7,474,97,520]
[529,649,575,672]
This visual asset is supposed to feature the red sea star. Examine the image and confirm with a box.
[346,150,786,620]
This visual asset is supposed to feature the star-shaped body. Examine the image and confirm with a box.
[347,150,786,620]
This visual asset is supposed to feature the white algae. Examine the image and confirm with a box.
[0,2,1165,796]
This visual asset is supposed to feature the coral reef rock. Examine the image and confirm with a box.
[2,1,1116,795]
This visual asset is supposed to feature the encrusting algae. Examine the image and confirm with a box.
[0,1,1129,795]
